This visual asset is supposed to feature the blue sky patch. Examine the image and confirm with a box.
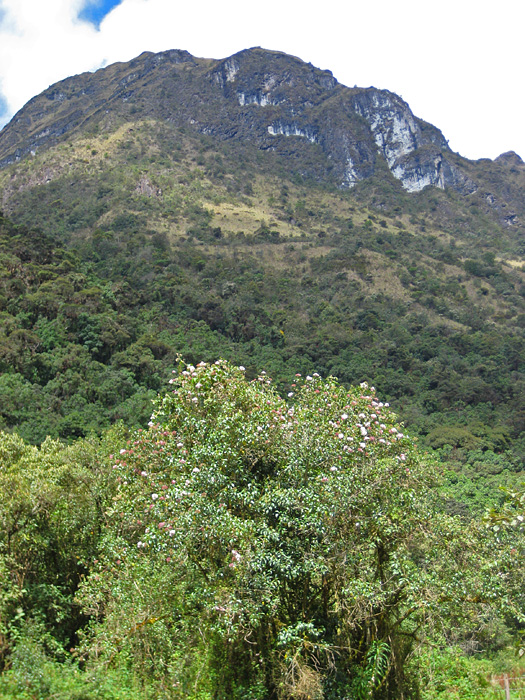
[0,92,10,131]
[78,0,122,29]
[0,6,8,32]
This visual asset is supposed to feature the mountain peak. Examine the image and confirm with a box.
[0,47,474,193]
[495,150,524,166]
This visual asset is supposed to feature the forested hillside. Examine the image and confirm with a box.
[1,363,524,699]
[1,142,524,514]
[0,47,524,698]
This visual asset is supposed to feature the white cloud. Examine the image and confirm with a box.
[0,1,99,116]
[0,0,524,160]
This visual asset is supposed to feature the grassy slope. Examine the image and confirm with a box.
[0,117,524,514]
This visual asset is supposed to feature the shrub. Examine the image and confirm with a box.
[77,361,520,698]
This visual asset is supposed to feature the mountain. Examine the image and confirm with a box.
[1,47,524,199]
[0,47,524,510]
[0,47,464,192]
[1,46,524,240]
[2,46,525,700]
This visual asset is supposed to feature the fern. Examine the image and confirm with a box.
[353,641,391,699]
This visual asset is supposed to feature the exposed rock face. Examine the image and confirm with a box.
[0,46,477,193]
[135,175,161,198]
[350,90,474,193]
[392,148,476,194]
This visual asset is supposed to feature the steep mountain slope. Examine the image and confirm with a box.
[1,47,523,239]
[0,47,523,511]
[1,48,525,699]
[0,47,493,193]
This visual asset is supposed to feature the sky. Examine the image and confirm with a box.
[0,0,523,162]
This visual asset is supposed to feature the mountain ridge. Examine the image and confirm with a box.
[0,45,523,459]
[0,47,524,698]
[0,47,483,195]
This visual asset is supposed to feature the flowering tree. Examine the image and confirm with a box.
[80,360,519,699]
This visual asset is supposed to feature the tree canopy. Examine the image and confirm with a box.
[71,360,522,699]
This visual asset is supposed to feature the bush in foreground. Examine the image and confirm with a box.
[75,360,521,699]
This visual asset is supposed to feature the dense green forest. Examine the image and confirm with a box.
[0,361,524,699]
[1,136,524,519]
[0,53,524,695]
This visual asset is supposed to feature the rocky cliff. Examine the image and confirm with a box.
[0,47,477,194]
